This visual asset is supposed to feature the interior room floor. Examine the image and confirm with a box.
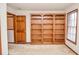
[8,44,76,55]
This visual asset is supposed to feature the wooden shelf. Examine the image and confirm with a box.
[32,28,42,30]
[55,23,65,25]
[31,18,41,20]
[43,38,53,42]
[55,33,64,35]
[55,33,65,35]
[43,28,53,30]
[31,33,42,35]
[31,23,42,25]
[43,17,53,18]
[43,23,53,25]
[54,28,65,30]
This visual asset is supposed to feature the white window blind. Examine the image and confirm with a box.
[67,9,78,43]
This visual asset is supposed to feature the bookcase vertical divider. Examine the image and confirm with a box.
[53,14,55,43]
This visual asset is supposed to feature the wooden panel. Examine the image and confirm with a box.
[16,32,21,40]
[20,32,26,43]
[14,16,26,44]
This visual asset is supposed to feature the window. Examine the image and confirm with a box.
[67,9,78,44]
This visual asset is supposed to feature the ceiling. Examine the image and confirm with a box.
[7,3,74,11]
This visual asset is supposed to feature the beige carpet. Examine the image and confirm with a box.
[8,44,76,55]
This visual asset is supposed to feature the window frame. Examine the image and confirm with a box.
[67,9,78,44]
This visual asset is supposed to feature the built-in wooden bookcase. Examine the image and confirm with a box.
[43,14,53,44]
[31,14,42,44]
[31,14,65,44]
[54,14,65,44]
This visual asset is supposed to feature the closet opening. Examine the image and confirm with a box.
[7,12,15,44]
[7,12,26,44]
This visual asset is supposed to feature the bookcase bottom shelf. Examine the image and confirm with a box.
[31,39,64,44]
[53,39,65,44]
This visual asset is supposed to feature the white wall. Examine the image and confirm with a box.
[7,6,17,14]
[0,3,8,55]
[65,4,79,54]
